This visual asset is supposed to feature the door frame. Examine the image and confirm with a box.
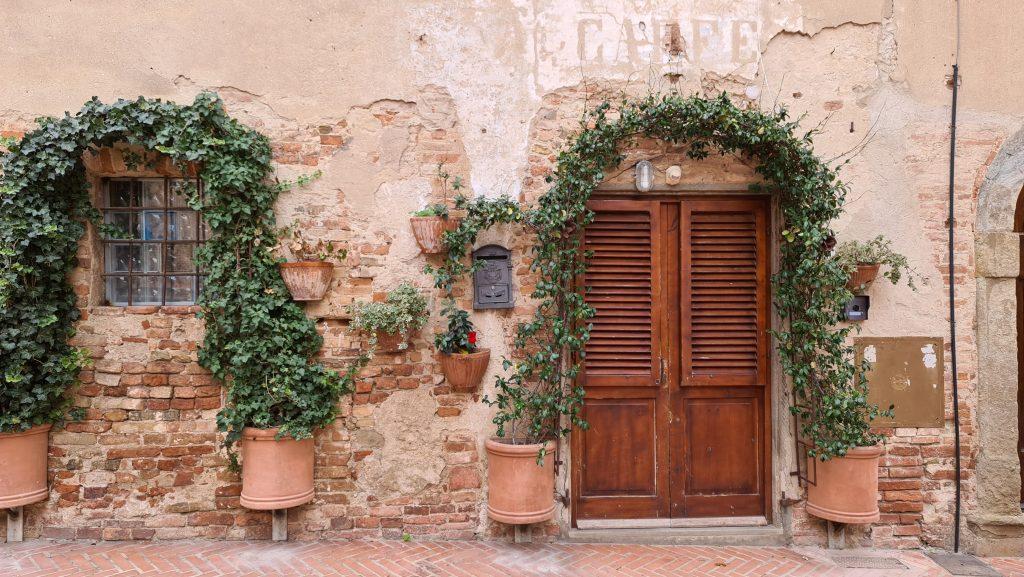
[569,189,775,529]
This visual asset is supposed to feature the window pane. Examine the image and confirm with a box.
[166,243,196,272]
[106,275,129,306]
[168,211,197,240]
[169,179,197,208]
[131,276,163,305]
[142,211,165,240]
[165,276,196,304]
[106,180,138,208]
[140,243,161,273]
[105,243,140,273]
[103,212,139,240]
[140,180,164,207]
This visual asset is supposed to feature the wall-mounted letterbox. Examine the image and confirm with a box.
[473,244,514,310]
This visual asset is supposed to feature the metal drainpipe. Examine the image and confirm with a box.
[948,61,962,555]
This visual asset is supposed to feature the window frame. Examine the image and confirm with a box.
[99,177,206,307]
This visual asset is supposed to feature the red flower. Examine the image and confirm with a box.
[468,331,477,345]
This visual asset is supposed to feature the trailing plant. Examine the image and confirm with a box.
[834,235,918,289]
[430,92,888,459]
[0,94,362,458]
[435,300,478,355]
[349,282,429,349]
[275,221,347,262]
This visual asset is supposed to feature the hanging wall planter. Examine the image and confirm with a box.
[275,222,347,302]
[485,439,556,524]
[279,261,334,301]
[349,282,429,354]
[0,424,52,509]
[835,236,918,292]
[411,214,462,254]
[805,444,882,524]
[374,329,413,353]
[239,427,315,510]
[440,349,490,392]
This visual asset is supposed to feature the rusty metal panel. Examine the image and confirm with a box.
[854,337,945,428]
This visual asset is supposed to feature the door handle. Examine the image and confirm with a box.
[655,357,667,385]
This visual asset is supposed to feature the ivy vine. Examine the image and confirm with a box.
[0,94,360,459]
[433,92,883,459]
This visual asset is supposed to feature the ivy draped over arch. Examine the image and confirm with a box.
[0,94,358,454]
[433,92,882,458]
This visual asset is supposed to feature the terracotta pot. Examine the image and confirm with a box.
[239,427,315,510]
[280,261,334,301]
[805,444,882,524]
[846,263,880,291]
[0,424,52,508]
[485,438,556,524]
[440,349,491,392]
[373,329,418,353]
[410,216,462,254]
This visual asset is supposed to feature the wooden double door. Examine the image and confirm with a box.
[572,196,771,524]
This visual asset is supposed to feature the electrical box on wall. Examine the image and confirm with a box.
[472,244,514,310]
[854,337,945,428]
[844,295,870,321]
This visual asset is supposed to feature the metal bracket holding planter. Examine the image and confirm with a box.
[7,506,23,542]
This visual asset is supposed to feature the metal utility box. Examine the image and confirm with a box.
[854,337,946,428]
[472,244,514,310]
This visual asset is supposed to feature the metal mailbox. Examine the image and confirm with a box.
[472,244,514,309]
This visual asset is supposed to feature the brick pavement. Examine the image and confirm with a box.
[1,540,1021,577]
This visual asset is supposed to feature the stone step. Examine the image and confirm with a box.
[565,525,788,547]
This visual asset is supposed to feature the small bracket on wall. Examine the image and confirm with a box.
[272,508,287,541]
[7,506,24,542]
[514,523,532,544]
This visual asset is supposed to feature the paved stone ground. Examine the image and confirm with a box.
[1,540,1021,577]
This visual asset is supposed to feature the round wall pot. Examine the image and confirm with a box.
[410,216,462,254]
[846,263,880,291]
[279,261,334,301]
[485,438,556,524]
[805,444,882,524]
[0,424,52,508]
[440,349,490,392]
[239,427,315,510]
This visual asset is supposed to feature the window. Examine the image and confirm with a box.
[101,178,206,306]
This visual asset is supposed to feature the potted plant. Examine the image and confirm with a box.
[410,164,463,254]
[834,235,917,292]
[349,282,429,353]
[275,223,347,301]
[435,301,490,392]
[0,348,86,510]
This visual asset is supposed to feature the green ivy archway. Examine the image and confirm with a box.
[0,94,358,455]
[435,92,882,459]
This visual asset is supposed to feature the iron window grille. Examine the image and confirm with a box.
[100,178,207,307]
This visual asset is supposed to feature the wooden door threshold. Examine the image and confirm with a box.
[565,525,785,546]
[576,516,767,530]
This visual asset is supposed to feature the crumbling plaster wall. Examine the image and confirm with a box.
[2,0,1024,549]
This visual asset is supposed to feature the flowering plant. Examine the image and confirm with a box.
[435,300,478,354]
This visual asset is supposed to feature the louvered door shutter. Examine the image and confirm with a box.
[583,200,662,387]
[680,199,768,387]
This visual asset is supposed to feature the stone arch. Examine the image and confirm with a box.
[972,124,1024,555]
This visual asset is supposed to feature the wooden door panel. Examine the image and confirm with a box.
[582,200,662,387]
[580,397,657,496]
[681,199,769,388]
[574,199,669,522]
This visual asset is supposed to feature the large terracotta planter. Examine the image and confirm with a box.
[485,438,556,524]
[846,263,880,291]
[239,427,314,510]
[410,216,462,254]
[805,444,882,524]
[0,424,52,508]
[279,261,334,301]
[440,349,491,392]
